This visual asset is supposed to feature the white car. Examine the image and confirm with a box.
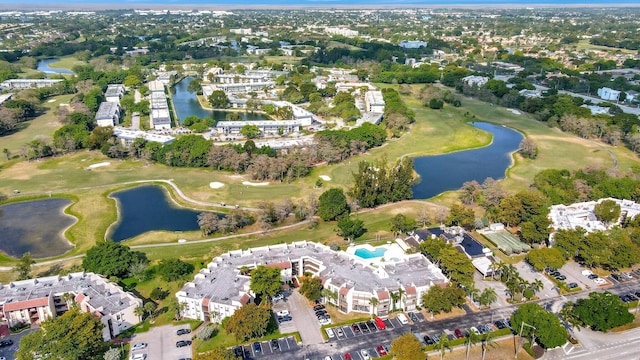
[130,342,147,351]
[319,317,332,325]
[129,354,147,360]
[360,349,371,360]
[594,277,607,285]
[272,293,284,302]
[276,309,290,317]
[469,326,480,334]
[622,272,634,279]
[582,269,594,276]
[325,328,335,338]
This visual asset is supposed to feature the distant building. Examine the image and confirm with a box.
[582,105,611,116]
[462,76,489,87]
[113,127,175,146]
[597,87,621,101]
[148,81,171,130]
[104,84,125,104]
[95,102,121,127]
[0,79,62,90]
[177,241,447,323]
[215,120,301,136]
[548,198,640,242]
[364,91,385,113]
[399,40,428,49]
[325,27,358,38]
[0,272,142,341]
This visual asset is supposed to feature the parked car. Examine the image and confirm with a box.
[0,340,13,348]
[233,347,243,357]
[272,293,284,302]
[582,269,594,276]
[253,342,261,353]
[278,315,292,322]
[129,354,146,360]
[314,305,326,311]
[611,273,622,281]
[277,309,290,317]
[556,274,567,281]
[176,340,191,348]
[324,356,333,360]
[409,312,419,323]
[351,324,361,333]
[359,322,370,333]
[622,272,634,279]
[494,321,506,330]
[396,313,409,325]
[360,349,371,360]
[469,327,479,335]
[270,339,279,350]
[594,277,606,285]
[319,318,331,325]
[374,317,386,330]
[176,328,191,336]
[423,335,435,345]
[377,345,388,356]
[326,328,335,338]
[455,329,465,338]
[336,327,345,337]
[130,342,147,351]
[344,353,352,360]
[567,282,578,289]
[587,274,598,280]
[366,320,377,331]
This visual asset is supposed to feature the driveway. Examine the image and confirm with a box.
[515,261,557,299]
[129,324,192,360]
[474,271,510,307]
[0,328,37,360]
[287,290,324,344]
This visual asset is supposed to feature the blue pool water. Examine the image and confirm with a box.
[354,247,387,259]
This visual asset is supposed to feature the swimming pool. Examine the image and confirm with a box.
[354,247,387,259]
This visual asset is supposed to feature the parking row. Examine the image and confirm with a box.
[608,270,640,285]
[326,316,407,342]
[323,344,391,360]
[238,335,298,358]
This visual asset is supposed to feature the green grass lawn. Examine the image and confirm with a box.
[0,94,74,164]
[45,55,85,70]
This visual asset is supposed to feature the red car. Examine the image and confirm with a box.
[344,353,352,360]
[455,329,465,338]
[376,345,388,356]
[374,317,386,330]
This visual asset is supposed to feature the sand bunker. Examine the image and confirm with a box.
[509,109,521,115]
[86,162,110,169]
[319,175,331,181]
[209,182,225,189]
[242,181,269,186]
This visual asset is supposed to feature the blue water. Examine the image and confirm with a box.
[354,247,387,259]
[171,77,267,124]
[412,122,523,199]
[109,185,213,241]
[0,198,75,258]
[37,58,75,75]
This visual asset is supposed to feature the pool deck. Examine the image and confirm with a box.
[346,242,411,266]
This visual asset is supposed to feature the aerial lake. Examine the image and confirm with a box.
[37,58,75,75]
[412,122,523,199]
[108,185,210,242]
[0,198,75,258]
[171,77,267,124]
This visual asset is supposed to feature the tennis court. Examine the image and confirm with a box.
[482,230,531,255]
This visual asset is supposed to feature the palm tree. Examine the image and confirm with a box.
[397,288,405,311]
[134,305,145,321]
[390,291,400,311]
[531,279,544,294]
[481,331,496,360]
[478,288,498,307]
[436,333,452,360]
[467,286,480,305]
[465,330,480,360]
[369,297,379,318]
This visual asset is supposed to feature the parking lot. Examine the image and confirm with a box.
[237,335,299,359]
[129,324,192,360]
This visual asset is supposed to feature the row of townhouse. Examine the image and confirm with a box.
[0,272,142,341]
[176,241,448,324]
[95,84,125,127]
[148,80,171,130]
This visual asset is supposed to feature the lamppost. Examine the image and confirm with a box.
[515,321,536,358]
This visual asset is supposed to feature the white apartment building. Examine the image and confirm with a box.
[0,273,142,341]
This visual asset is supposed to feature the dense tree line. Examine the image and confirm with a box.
[348,157,416,208]
[197,209,255,236]
[314,123,387,163]
[553,227,640,270]
[564,292,634,332]
[418,237,475,287]
[381,88,415,136]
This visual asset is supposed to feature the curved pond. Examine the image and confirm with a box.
[109,185,213,242]
[171,76,267,124]
[0,198,75,258]
[412,122,523,199]
[37,58,75,75]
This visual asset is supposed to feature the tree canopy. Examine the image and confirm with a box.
[390,333,425,360]
[208,89,229,108]
[224,303,272,341]
[525,247,566,272]
[82,241,148,279]
[511,303,567,349]
[249,265,282,300]
[349,157,416,208]
[16,307,106,360]
[418,238,475,287]
[421,284,466,314]
[299,276,324,302]
[572,292,634,332]
[156,258,195,281]
[336,217,367,241]
[593,199,621,224]
[317,188,350,221]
